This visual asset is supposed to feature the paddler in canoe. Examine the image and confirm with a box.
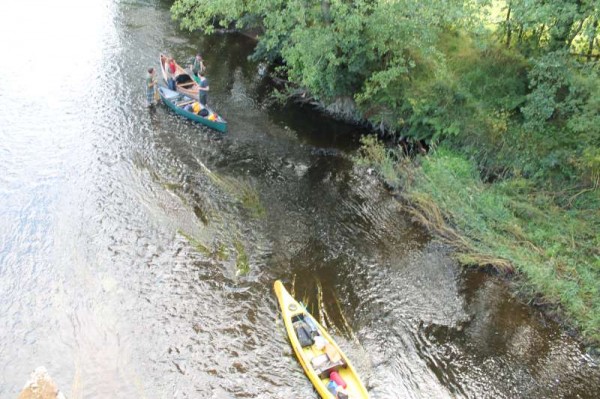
[159,54,200,97]
[166,57,177,90]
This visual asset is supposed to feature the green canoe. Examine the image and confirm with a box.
[158,86,227,133]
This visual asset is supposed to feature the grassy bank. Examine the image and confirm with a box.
[357,138,599,346]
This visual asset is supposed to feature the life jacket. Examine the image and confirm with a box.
[192,102,201,114]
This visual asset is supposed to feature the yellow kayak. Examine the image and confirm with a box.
[274,280,369,399]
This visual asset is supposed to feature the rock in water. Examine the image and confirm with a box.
[18,367,66,399]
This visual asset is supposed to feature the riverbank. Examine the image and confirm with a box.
[234,17,600,351]
[356,137,600,350]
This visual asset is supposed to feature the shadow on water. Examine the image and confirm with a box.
[0,0,598,398]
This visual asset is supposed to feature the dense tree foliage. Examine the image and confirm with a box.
[172,0,599,185]
[498,0,600,55]
[172,0,472,112]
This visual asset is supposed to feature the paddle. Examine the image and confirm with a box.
[175,99,196,107]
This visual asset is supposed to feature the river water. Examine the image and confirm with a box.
[0,0,598,398]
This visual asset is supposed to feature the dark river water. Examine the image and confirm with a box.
[0,1,598,398]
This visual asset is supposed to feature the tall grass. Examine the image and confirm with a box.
[357,138,600,345]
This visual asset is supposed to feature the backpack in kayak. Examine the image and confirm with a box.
[293,320,314,347]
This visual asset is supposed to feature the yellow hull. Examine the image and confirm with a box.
[274,280,369,399]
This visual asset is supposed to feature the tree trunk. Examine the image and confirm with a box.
[550,19,575,51]
[567,18,585,49]
[537,24,546,47]
[588,19,598,61]
[549,0,582,51]
[505,4,512,48]
[517,24,524,44]
[321,1,331,25]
